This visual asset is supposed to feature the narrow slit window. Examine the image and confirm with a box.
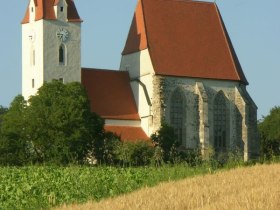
[60,7,64,12]
[31,7,34,12]
[30,49,35,66]
[32,79,35,88]
[33,50,35,66]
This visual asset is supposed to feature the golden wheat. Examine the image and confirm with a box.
[55,164,280,210]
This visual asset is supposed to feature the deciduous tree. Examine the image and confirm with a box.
[259,106,280,158]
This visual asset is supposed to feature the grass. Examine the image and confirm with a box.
[0,164,210,210]
[55,163,280,210]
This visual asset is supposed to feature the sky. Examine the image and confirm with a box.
[0,0,279,119]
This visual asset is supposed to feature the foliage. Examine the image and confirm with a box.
[178,149,203,167]
[0,81,105,165]
[115,140,154,166]
[0,165,210,210]
[151,122,178,162]
[258,106,280,158]
[0,96,29,165]
[91,131,121,165]
[0,105,8,124]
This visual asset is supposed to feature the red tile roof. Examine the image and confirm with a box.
[105,125,149,141]
[22,0,82,24]
[81,68,140,120]
[122,0,248,84]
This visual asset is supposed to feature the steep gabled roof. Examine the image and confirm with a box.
[22,0,82,24]
[122,0,248,84]
[81,68,140,121]
[105,125,149,141]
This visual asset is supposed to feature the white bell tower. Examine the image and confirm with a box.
[21,0,82,100]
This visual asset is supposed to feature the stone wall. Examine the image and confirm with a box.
[150,75,259,160]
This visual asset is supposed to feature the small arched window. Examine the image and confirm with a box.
[170,89,184,144]
[213,91,227,152]
[59,45,65,65]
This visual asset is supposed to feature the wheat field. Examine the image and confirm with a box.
[55,164,280,210]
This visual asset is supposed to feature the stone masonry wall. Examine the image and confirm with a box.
[150,76,259,160]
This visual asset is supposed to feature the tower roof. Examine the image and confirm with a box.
[22,0,82,24]
[122,0,248,84]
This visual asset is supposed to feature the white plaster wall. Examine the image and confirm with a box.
[22,20,44,100]
[43,20,81,84]
[120,49,155,135]
[54,0,68,21]
[22,7,81,100]
[120,49,154,78]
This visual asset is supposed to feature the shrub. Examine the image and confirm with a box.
[115,140,154,166]
[151,122,178,162]
[99,132,121,165]
[178,149,202,166]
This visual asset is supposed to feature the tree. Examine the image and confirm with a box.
[151,122,178,162]
[0,105,8,115]
[259,106,280,158]
[0,81,106,165]
[0,96,29,165]
[0,105,8,125]
[24,80,104,164]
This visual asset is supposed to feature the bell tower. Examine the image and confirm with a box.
[21,0,82,100]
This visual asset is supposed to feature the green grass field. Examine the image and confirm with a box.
[0,165,210,210]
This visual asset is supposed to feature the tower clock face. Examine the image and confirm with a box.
[56,28,69,42]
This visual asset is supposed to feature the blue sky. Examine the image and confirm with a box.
[0,0,279,119]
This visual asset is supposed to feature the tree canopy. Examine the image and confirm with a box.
[0,81,105,165]
[258,106,280,158]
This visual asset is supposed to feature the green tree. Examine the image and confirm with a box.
[25,80,104,164]
[0,81,106,165]
[0,96,29,165]
[259,106,280,158]
[0,105,8,123]
[151,122,178,162]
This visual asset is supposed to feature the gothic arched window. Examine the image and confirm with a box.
[59,45,65,65]
[213,91,227,152]
[170,89,184,144]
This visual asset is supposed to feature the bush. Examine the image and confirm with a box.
[102,132,121,164]
[151,122,178,162]
[178,149,202,166]
[115,140,154,166]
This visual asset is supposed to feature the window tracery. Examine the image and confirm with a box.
[170,89,184,144]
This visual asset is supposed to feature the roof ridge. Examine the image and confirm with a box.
[82,68,127,73]
[214,4,248,85]
[141,0,157,73]
[173,0,215,4]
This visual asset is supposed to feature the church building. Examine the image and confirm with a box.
[21,0,259,160]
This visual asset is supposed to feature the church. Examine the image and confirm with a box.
[21,0,259,160]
